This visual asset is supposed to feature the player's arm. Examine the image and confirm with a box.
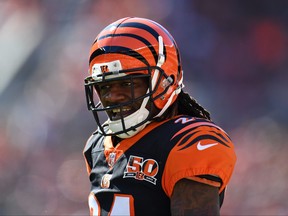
[170,178,220,216]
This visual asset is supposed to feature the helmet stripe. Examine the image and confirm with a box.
[119,22,160,40]
[119,22,167,63]
[89,46,149,66]
[94,21,167,64]
[89,48,105,63]
[97,33,158,63]
[151,21,182,75]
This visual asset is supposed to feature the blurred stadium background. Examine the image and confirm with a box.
[1,0,288,215]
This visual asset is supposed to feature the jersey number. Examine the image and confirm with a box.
[89,193,134,216]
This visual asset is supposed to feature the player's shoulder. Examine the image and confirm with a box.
[173,115,223,128]
[168,115,220,130]
[169,115,233,147]
[83,129,104,153]
[158,115,220,134]
[173,115,211,124]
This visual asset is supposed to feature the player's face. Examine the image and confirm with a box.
[96,76,149,120]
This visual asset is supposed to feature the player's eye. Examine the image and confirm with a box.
[122,81,132,87]
[98,84,110,90]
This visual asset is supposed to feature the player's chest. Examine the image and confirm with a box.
[90,137,169,189]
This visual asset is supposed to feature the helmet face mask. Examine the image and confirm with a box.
[85,66,170,138]
[85,17,183,138]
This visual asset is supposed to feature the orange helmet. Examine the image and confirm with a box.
[85,17,183,138]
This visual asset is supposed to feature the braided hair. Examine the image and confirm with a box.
[157,90,211,121]
[177,90,211,120]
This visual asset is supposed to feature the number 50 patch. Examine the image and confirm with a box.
[124,155,159,185]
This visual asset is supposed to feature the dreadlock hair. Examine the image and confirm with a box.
[157,90,211,121]
[177,90,211,120]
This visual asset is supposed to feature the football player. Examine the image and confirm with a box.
[83,17,236,216]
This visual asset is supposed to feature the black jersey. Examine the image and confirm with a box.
[83,115,236,216]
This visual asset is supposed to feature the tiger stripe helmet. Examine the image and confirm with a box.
[85,17,184,138]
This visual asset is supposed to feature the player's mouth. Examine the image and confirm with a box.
[109,106,135,120]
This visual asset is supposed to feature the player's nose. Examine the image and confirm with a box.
[103,85,126,103]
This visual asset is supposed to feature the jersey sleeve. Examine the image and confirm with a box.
[161,120,236,197]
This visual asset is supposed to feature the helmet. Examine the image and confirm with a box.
[85,17,183,138]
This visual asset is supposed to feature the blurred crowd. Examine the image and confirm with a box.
[0,0,288,215]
